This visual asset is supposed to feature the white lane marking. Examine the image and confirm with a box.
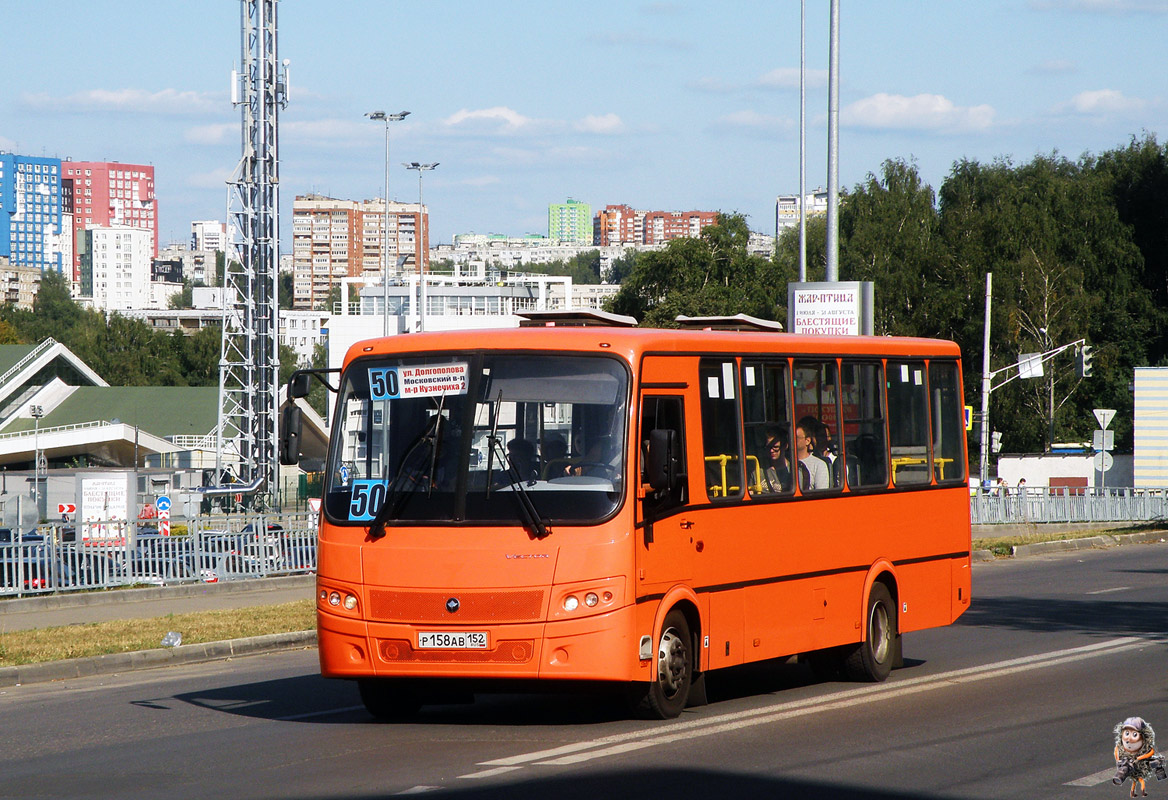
[459,636,1155,777]
[1065,768,1116,787]
[1086,587,1131,595]
[457,766,522,780]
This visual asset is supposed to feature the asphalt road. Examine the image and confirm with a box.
[1,542,1165,800]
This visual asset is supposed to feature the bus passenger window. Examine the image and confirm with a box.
[742,361,793,498]
[792,361,840,493]
[699,359,744,501]
[840,361,888,489]
[888,361,931,486]
[929,361,966,483]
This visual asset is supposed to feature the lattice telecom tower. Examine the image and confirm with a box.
[215,0,289,509]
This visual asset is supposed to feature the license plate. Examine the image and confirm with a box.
[417,631,488,649]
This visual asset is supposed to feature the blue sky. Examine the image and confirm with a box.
[3,1,1165,247]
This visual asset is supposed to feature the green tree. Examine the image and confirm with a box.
[606,214,787,326]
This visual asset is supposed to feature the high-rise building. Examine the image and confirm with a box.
[642,210,718,245]
[81,226,154,311]
[191,220,227,252]
[548,199,592,244]
[594,204,642,246]
[775,188,828,239]
[0,153,65,274]
[291,194,427,310]
[61,161,157,281]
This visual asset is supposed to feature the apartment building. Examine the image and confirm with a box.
[61,161,157,281]
[81,226,162,312]
[0,153,65,274]
[775,188,829,238]
[191,220,227,252]
[594,204,642,246]
[548,198,592,244]
[292,194,427,310]
[642,210,718,245]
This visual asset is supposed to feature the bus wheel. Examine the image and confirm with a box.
[844,582,896,682]
[357,678,422,721]
[639,609,692,719]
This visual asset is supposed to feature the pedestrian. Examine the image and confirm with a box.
[1017,477,1027,496]
[994,476,1010,497]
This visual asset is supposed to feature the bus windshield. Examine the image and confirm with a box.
[323,353,628,526]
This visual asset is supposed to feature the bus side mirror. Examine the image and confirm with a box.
[289,371,312,399]
[646,428,679,492]
[280,405,303,465]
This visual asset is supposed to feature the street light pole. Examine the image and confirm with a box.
[403,161,438,333]
[365,110,410,337]
[30,404,43,518]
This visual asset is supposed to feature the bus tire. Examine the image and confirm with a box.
[357,678,422,721]
[843,582,896,682]
[637,609,693,719]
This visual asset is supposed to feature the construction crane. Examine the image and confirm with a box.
[210,0,289,510]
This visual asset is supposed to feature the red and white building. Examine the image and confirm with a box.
[60,162,157,282]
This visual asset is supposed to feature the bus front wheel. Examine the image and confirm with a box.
[844,582,897,682]
[636,609,693,719]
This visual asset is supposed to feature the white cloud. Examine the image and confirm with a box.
[187,167,233,189]
[22,88,222,116]
[842,93,995,133]
[184,123,236,145]
[443,106,539,134]
[1063,88,1146,114]
[1029,58,1078,74]
[574,113,626,134]
[1031,0,1168,13]
[755,67,828,90]
[713,110,795,135]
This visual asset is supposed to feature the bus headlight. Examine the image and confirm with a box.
[584,592,599,607]
[563,595,579,612]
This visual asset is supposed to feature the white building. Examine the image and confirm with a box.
[85,226,157,311]
[191,220,227,252]
[775,188,829,238]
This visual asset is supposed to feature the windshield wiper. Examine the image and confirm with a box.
[367,403,444,539]
[488,432,551,540]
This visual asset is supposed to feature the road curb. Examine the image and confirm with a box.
[0,630,317,688]
[1010,530,1167,558]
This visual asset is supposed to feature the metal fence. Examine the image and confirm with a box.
[0,514,318,599]
[971,488,1168,526]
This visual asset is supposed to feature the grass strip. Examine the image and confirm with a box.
[0,599,315,667]
[973,524,1168,557]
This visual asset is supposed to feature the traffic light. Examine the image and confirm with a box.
[991,430,1002,453]
[1077,345,1094,378]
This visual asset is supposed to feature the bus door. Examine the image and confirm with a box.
[636,391,692,591]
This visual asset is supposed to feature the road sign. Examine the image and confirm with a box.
[156,495,171,514]
[964,405,973,431]
[1093,451,1114,472]
[1092,430,1115,451]
[57,503,76,515]
[1093,408,1116,429]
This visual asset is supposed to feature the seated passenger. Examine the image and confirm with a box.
[759,430,792,493]
[795,419,831,491]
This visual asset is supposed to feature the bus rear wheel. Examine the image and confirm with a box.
[636,609,693,719]
[844,582,897,682]
[357,678,422,721]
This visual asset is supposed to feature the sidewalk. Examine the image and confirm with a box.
[0,575,316,688]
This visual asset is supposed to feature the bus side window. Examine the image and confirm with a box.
[640,395,687,515]
[742,361,794,498]
[840,361,888,489]
[888,361,931,486]
[929,361,966,484]
[699,359,745,501]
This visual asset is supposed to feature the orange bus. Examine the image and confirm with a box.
[284,314,971,719]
